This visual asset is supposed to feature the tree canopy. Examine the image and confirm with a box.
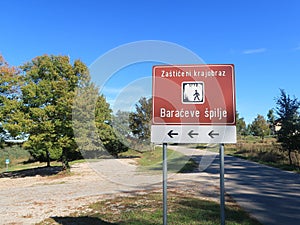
[236,112,248,136]
[20,55,89,167]
[0,55,26,140]
[267,109,276,135]
[1,54,128,168]
[250,114,270,140]
[94,95,128,158]
[129,97,152,142]
[275,89,300,165]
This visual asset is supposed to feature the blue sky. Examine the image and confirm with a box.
[1,0,300,124]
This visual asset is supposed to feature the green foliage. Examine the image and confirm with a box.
[0,144,31,170]
[0,54,25,140]
[267,109,276,134]
[236,112,248,136]
[0,55,149,165]
[275,89,300,165]
[129,97,152,142]
[18,55,90,167]
[250,114,270,140]
[226,136,300,172]
[0,54,20,99]
[137,146,198,173]
[95,96,128,158]
[112,110,131,147]
[72,80,100,155]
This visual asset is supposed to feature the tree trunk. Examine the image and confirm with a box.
[46,150,51,167]
[61,148,70,171]
[288,149,293,165]
[62,160,69,171]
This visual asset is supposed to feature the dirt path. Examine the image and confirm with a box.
[0,158,219,225]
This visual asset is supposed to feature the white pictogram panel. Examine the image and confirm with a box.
[182,81,205,104]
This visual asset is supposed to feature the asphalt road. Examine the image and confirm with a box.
[172,145,300,225]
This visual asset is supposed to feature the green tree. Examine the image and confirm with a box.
[112,110,131,147]
[0,54,19,99]
[20,55,89,169]
[72,80,100,157]
[267,109,276,135]
[236,112,248,136]
[250,114,270,141]
[0,55,28,141]
[129,97,152,142]
[275,89,300,165]
[94,96,128,158]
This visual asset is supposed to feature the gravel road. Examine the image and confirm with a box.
[0,156,220,225]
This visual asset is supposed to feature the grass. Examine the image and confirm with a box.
[0,145,86,177]
[119,148,143,158]
[0,144,31,171]
[0,142,91,173]
[3,136,299,174]
[37,190,261,225]
[225,136,300,173]
[135,146,198,173]
[0,144,197,177]
[1,159,66,173]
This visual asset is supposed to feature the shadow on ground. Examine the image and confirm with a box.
[51,216,157,225]
[51,216,116,225]
[0,166,62,178]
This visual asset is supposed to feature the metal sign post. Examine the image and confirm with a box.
[220,144,225,225]
[163,143,168,225]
